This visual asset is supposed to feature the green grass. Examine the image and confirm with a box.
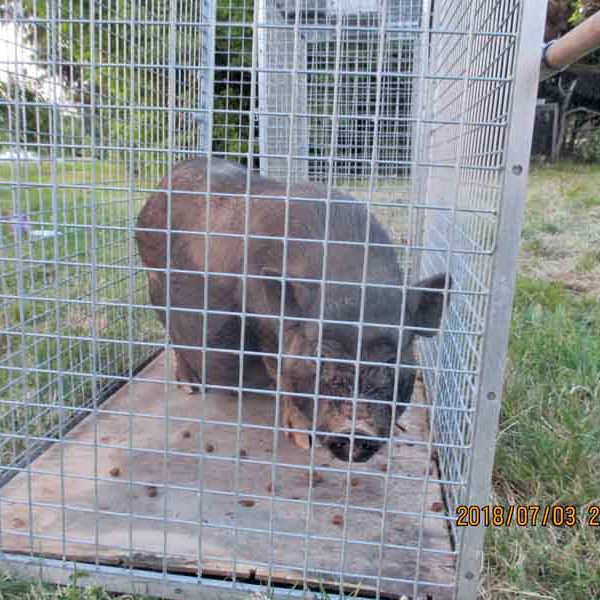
[499,280,600,500]
[484,280,600,599]
[482,162,600,600]
[0,574,149,600]
[575,249,600,274]
[565,185,600,208]
[0,160,161,468]
[519,161,600,293]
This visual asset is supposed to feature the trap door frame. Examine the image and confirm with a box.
[416,2,548,598]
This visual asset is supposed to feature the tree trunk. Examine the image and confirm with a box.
[552,77,578,161]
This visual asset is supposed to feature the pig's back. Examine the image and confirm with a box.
[136,158,400,285]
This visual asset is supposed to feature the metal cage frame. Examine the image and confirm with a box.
[0,0,546,598]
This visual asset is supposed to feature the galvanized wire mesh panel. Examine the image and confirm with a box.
[0,0,546,599]
[0,0,210,476]
[257,0,420,187]
[418,0,522,544]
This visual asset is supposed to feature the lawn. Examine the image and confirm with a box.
[0,160,161,469]
[0,161,598,599]
[0,576,144,600]
[483,162,600,599]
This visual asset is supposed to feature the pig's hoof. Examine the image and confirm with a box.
[290,430,312,450]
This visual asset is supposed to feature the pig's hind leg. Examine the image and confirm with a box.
[171,315,204,394]
[143,271,201,393]
[169,270,206,393]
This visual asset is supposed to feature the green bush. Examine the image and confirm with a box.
[573,123,600,163]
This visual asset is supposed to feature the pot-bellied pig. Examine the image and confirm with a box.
[135,158,451,463]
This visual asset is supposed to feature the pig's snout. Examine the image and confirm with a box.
[324,430,383,463]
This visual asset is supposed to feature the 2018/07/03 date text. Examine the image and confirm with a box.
[456,505,600,527]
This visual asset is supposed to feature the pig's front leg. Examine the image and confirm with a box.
[174,351,202,395]
[282,396,313,450]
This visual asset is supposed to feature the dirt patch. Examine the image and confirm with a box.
[519,163,600,296]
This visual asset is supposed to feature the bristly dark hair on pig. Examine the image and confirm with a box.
[136,157,451,463]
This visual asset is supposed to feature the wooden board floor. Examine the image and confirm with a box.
[1,353,455,598]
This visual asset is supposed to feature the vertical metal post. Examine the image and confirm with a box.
[454,2,547,598]
[257,0,269,175]
[409,0,433,279]
[199,0,214,152]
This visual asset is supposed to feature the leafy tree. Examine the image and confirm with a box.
[540,1,600,161]
[2,0,255,162]
[212,0,257,163]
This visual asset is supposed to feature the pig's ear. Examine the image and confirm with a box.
[406,273,451,337]
[258,267,310,317]
[249,267,317,378]
[253,267,315,320]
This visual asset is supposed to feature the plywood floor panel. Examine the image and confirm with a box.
[1,353,455,598]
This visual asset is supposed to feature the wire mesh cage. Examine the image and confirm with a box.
[257,0,420,183]
[0,0,545,599]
